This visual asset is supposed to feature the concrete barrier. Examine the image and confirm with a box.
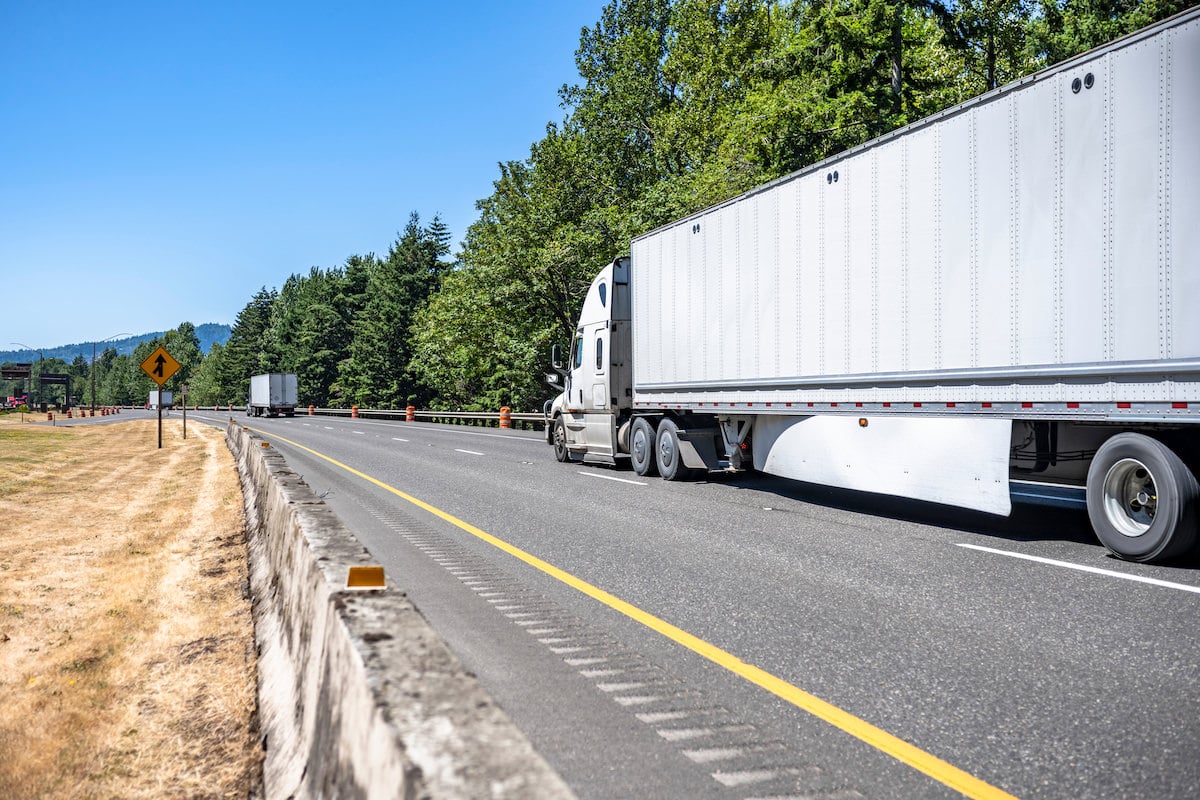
[225,422,575,800]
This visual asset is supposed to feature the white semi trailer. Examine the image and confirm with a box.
[545,9,1200,563]
[247,373,298,417]
[147,390,173,410]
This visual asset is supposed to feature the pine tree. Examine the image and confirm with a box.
[218,288,277,406]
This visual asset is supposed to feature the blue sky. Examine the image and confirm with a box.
[1,1,602,350]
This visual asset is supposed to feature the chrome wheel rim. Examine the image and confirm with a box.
[1101,458,1157,537]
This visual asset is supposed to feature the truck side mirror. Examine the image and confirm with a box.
[551,344,564,371]
[545,372,562,388]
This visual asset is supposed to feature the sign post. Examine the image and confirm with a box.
[139,346,181,449]
[181,383,188,440]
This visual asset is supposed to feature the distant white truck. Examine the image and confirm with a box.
[546,10,1200,564]
[247,373,298,417]
[147,390,173,410]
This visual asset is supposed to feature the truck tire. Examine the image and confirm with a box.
[630,418,658,477]
[656,418,696,481]
[552,417,572,463]
[1086,432,1199,562]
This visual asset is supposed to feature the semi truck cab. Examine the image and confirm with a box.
[547,258,633,465]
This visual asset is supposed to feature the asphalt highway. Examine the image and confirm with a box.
[159,409,1200,799]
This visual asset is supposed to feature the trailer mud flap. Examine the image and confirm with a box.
[753,415,1012,515]
[675,425,722,470]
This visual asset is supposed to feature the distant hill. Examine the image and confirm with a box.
[194,323,232,352]
[0,323,232,364]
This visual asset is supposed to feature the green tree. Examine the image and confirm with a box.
[412,259,549,411]
[218,288,277,404]
[1029,0,1195,64]
[338,213,452,408]
[163,322,202,396]
[187,341,225,407]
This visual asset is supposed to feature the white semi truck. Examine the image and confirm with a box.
[147,390,173,410]
[545,9,1200,563]
[247,373,299,417]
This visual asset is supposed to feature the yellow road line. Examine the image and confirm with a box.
[259,429,1018,800]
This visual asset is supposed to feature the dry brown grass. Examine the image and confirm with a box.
[0,418,260,799]
[0,410,46,426]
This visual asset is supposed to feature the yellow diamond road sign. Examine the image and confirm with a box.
[141,345,181,386]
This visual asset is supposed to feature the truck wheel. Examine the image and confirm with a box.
[656,418,695,481]
[630,418,658,477]
[552,417,572,463]
[1086,433,1199,562]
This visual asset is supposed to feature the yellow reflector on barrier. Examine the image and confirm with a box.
[345,565,386,590]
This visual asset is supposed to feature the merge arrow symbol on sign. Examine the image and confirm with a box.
[140,346,181,386]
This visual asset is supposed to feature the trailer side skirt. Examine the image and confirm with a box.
[753,415,1013,515]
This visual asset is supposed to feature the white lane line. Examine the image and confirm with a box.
[956,543,1200,595]
[455,448,485,456]
[578,471,647,486]
[324,426,334,430]
[352,431,365,435]
[318,417,539,442]
[391,437,408,442]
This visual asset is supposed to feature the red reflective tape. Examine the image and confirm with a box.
[1022,402,1033,409]
[855,403,863,408]
[1067,403,1080,409]
[1173,402,1188,409]
[981,402,993,408]
[946,403,956,408]
[1117,403,1131,409]
[913,402,922,408]
[830,403,839,408]
[883,402,891,408]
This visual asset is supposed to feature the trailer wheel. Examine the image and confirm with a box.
[656,418,695,481]
[1086,433,1199,562]
[552,417,572,463]
[630,418,658,477]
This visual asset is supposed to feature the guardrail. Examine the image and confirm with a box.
[199,405,547,432]
[353,408,546,431]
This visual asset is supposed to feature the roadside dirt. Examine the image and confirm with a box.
[0,415,261,798]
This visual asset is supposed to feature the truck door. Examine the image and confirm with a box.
[565,330,585,413]
[590,323,609,411]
